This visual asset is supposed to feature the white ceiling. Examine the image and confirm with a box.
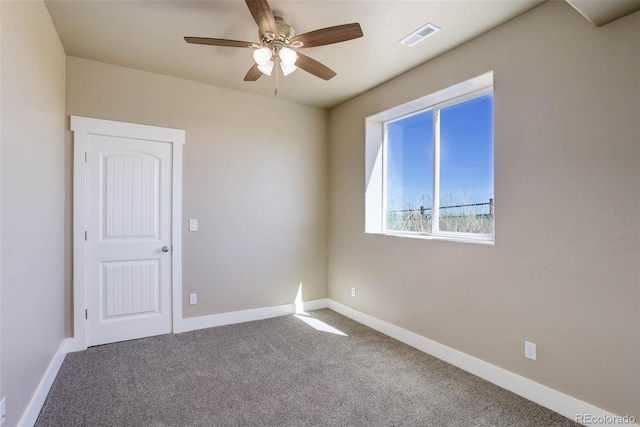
[566,0,640,26]
[45,0,552,109]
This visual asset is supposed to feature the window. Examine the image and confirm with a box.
[365,72,494,244]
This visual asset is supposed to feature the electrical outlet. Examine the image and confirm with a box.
[1,397,6,426]
[351,287,356,297]
[189,293,197,305]
[525,341,536,360]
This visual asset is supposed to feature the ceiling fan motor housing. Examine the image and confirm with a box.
[260,16,296,44]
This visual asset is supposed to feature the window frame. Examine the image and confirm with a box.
[366,72,494,245]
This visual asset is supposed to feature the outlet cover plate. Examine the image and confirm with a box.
[525,341,536,360]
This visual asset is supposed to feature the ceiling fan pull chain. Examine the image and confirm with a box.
[274,56,279,96]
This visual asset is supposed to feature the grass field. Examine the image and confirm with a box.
[386,211,493,234]
[386,193,494,234]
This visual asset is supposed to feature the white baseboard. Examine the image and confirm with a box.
[18,338,70,427]
[327,300,637,427]
[174,298,329,334]
[300,298,329,312]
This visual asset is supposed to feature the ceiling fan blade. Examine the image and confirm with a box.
[296,53,337,81]
[244,64,263,81]
[184,37,255,48]
[245,0,278,38]
[290,23,363,48]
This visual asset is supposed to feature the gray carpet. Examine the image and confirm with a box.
[36,309,577,426]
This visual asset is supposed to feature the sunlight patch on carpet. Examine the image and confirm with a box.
[294,314,348,336]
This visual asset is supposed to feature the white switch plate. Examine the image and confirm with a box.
[189,219,198,232]
[351,287,356,297]
[189,293,197,305]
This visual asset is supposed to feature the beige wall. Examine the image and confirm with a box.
[66,57,328,321]
[328,1,639,419]
[0,1,67,425]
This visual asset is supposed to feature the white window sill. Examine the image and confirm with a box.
[368,230,495,246]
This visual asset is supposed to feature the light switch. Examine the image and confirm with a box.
[189,219,198,232]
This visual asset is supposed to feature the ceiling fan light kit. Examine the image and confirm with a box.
[252,43,298,77]
[279,47,298,66]
[280,62,297,77]
[184,0,363,85]
[253,47,273,66]
[257,60,275,76]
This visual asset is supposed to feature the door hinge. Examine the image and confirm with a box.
[84,152,87,162]
[85,230,87,241]
[85,309,88,319]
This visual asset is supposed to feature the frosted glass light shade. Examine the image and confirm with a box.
[253,47,272,66]
[257,60,274,76]
[280,62,297,76]
[278,47,298,66]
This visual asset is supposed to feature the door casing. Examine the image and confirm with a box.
[70,116,184,351]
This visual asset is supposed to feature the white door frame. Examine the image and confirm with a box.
[70,116,184,351]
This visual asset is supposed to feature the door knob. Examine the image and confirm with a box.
[161,246,170,252]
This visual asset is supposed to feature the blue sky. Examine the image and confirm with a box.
[386,94,493,212]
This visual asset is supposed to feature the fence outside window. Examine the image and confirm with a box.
[386,199,493,234]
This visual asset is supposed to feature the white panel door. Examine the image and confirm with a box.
[86,134,172,346]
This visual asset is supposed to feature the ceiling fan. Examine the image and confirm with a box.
[184,0,363,82]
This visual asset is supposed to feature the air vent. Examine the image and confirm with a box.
[400,23,441,47]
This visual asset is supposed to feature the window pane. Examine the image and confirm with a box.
[385,110,433,232]
[438,94,493,233]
